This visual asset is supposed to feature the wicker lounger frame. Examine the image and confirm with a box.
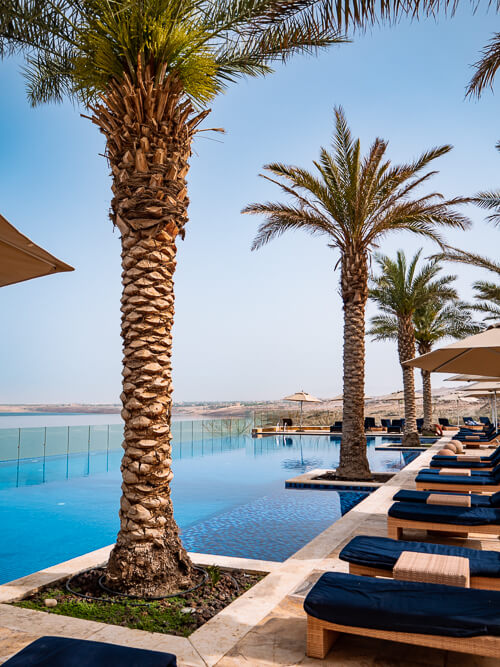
[347,562,500,591]
[306,614,500,659]
[415,480,500,492]
[387,515,500,540]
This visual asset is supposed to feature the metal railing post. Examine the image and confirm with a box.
[16,428,21,487]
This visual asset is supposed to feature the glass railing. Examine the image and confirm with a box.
[0,418,254,489]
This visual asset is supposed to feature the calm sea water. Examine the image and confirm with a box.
[0,412,195,428]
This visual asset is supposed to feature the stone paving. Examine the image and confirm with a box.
[1,437,500,665]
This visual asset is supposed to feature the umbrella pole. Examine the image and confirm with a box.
[300,401,303,428]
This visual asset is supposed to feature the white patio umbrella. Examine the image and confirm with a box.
[283,391,321,426]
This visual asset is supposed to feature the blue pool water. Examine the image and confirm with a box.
[0,434,419,584]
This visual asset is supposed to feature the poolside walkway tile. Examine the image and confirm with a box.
[0,627,40,665]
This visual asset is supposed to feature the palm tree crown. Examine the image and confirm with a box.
[368,250,460,441]
[2,0,344,106]
[248,109,469,254]
[369,250,458,325]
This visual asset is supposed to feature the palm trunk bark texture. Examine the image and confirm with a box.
[397,315,420,448]
[88,61,208,596]
[336,249,372,480]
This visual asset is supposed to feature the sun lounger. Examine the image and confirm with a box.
[387,501,500,539]
[381,418,391,431]
[364,417,377,430]
[433,444,500,462]
[429,453,499,469]
[339,535,500,590]
[387,419,403,433]
[415,468,500,492]
[2,636,177,666]
[304,572,500,659]
[393,488,500,507]
[329,421,342,433]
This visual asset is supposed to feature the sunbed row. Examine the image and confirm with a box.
[303,435,500,660]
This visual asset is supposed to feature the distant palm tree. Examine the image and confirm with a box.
[369,297,480,431]
[244,109,470,478]
[368,250,460,445]
[0,0,346,597]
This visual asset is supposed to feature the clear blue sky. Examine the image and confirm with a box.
[0,8,499,404]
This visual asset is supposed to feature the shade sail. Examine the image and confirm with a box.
[0,214,74,287]
[404,325,500,376]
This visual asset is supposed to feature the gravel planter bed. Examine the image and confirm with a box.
[14,566,265,637]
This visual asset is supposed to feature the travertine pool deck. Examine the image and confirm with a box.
[1,436,499,666]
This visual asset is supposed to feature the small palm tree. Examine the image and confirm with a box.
[369,297,480,431]
[368,250,460,445]
[244,109,470,478]
[1,0,346,597]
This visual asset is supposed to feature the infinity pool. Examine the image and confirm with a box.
[0,434,419,584]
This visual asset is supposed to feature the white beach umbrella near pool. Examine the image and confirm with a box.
[283,391,321,426]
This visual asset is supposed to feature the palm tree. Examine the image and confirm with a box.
[368,250,460,445]
[243,109,470,478]
[1,0,347,597]
[369,296,480,431]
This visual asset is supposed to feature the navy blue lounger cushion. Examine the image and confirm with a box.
[429,459,493,469]
[338,535,500,577]
[416,472,498,485]
[388,501,500,526]
[2,637,177,667]
[338,534,500,576]
[393,489,494,507]
[303,572,500,638]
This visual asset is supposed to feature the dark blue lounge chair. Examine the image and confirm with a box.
[304,572,500,659]
[416,467,500,491]
[416,418,424,433]
[433,444,500,462]
[381,419,391,431]
[2,637,177,666]
[393,488,500,507]
[329,421,342,433]
[339,534,500,587]
[387,419,402,433]
[429,450,500,469]
[389,501,500,526]
[439,417,451,427]
[480,417,492,427]
[364,417,377,430]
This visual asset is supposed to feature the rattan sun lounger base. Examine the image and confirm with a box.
[387,515,500,540]
[347,562,500,591]
[306,614,500,659]
[415,481,499,493]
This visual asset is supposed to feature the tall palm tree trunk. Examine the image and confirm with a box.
[421,369,433,431]
[336,250,371,480]
[397,316,420,447]
[89,61,208,596]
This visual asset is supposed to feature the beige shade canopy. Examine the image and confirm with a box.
[461,381,500,392]
[0,214,74,287]
[445,374,500,382]
[283,391,321,403]
[404,325,500,376]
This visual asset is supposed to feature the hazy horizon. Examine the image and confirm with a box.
[1,7,499,403]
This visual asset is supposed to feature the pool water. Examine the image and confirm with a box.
[0,435,418,584]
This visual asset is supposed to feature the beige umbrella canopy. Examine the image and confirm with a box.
[0,214,73,287]
[445,374,500,382]
[283,391,321,426]
[404,325,500,376]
